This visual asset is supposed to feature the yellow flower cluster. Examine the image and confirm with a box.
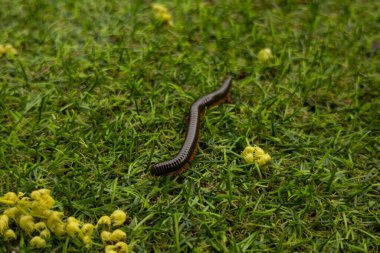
[242,145,272,165]
[152,3,174,26]
[98,210,129,253]
[0,189,64,248]
[0,43,17,57]
[257,48,273,62]
[0,189,128,252]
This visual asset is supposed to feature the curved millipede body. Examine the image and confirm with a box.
[151,77,233,176]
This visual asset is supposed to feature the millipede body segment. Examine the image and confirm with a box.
[151,77,233,176]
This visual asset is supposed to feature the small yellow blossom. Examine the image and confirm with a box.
[30,236,46,248]
[46,211,65,236]
[30,190,42,200]
[3,192,18,202]
[40,229,51,239]
[19,215,35,234]
[3,229,17,240]
[97,215,112,227]
[257,48,273,62]
[152,3,174,26]
[81,223,94,236]
[5,44,18,55]
[30,189,55,212]
[0,192,19,205]
[46,215,60,231]
[41,195,55,210]
[0,215,9,234]
[34,222,47,231]
[82,235,92,248]
[110,229,126,242]
[105,245,118,253]
[111,210,127,226]
[101,230,112,243]
[114,241,129,253]
[52,223,66,237]
[4,207,20,220]
[47,211,62,226]
[152,3,167,13]
[67,216,81,225]
[37,189,51,196]
[242,145,271,165]
[18,197,30,209]
[66,220,81,238]
[0,44,18,57]
[41,209,52,217]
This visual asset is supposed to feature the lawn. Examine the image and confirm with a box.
[0,0,379,252]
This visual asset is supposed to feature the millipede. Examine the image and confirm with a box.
[151,77,233,176]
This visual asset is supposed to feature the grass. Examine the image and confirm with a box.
[0,0,379,252]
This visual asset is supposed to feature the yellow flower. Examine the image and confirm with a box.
[110,229,127,242]
[5,44,17,55]
[152,3,168,13]
[105,243,128,253]
[3,229,17,240]
[30,190,42,200]
[18,197,30,209]
[97,215,112,227]
[67,216,81,225]
[82,235,92,248]
[0,192,19,205]
[3,207,20,220]
[19,215,35,234]
[81,223,94,236]
[152,3,174,26]
[0,44,17,57]
[52,223,66,237]
[257,48,273,62]
[242,145,271,165]
[40,229,51,239]
[111,210,127,226]
[257,153,271,166]
[37,189,51,196]
[114,241,129,253]
[47,211,62,225]
[3,192,18,202]
[0,188,133,251]
[41,209,52,217]
[46,211,66,236]
[34,222,47,231]
[0,215,9,234]
[46,214,60,232]
[66,220,81,238]
[101,230,112,243]
[30,236,46,248]
[105,245,118,253]
[31,189,55,212]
